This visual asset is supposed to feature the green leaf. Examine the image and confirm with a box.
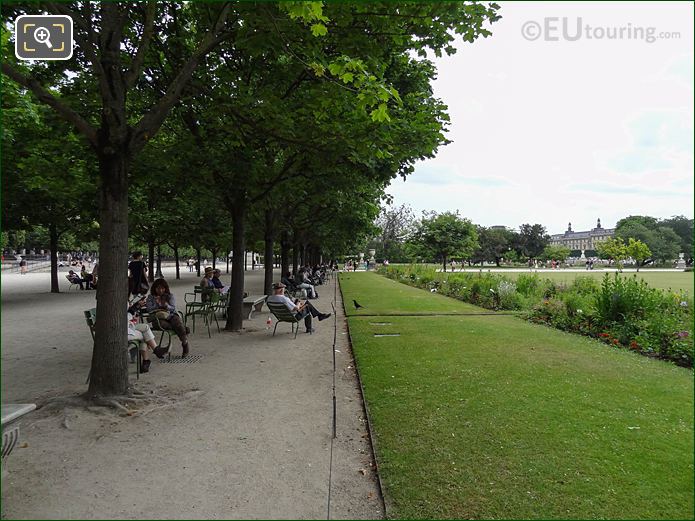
[370,103,391,123]
[309,62,325,77]
[328,62,343,76]
[310,23,328,37]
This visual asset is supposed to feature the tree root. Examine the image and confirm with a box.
[34,385,201,421]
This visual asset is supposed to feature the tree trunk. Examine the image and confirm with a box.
[211,248,218,270]
[292,241,299,275]
[173,243,180,280]
[155,244,162,278]
[280,232,290,276]
[49,223,59,293]
[88,151,129,397]
[226,251,230,274]
[443,256,447,272]
[226,202,246,331]
[244,249,248,271]
[147,239,155,282]
[263,209,274,296]
[196,247,201,277]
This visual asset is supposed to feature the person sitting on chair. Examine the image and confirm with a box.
[145,278,191,358]
[90,263,99,289]
[200,266,218,291]
[295,267,318,299]
[80,265,95,289]
[211,269,228,294]
[267,282,331,333]
[127,311,157,373]
[67,269,85,290]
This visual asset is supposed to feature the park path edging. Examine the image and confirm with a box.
[338,272,389,517]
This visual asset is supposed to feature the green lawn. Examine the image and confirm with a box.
[342,272,694,519]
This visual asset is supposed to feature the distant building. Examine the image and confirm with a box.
[550,219,614,252]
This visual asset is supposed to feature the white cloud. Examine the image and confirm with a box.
[387,1,694,234]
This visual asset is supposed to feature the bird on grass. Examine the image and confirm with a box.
[353,299,364,310]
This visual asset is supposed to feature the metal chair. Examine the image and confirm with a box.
[266,301,302,339]
[184,293,220,338]
[84,308,141,381]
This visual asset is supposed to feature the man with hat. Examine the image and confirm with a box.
[267,282,331,333]
[200,266,216,290]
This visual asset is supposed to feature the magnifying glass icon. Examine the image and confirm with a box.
[33,26,52,48]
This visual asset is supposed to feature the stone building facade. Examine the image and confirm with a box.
[549,219,614,252]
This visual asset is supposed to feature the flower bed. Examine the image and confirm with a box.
[380,265,693,367]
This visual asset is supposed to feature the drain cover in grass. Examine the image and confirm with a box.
[369,322,393,326]
[374,333,401,337]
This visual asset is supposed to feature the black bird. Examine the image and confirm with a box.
[353,299,364,309]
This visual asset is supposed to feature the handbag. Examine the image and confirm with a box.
[154,310,169,320]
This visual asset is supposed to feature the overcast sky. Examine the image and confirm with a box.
[386,1,694,235]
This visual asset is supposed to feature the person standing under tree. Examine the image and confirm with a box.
[128,251,148,296]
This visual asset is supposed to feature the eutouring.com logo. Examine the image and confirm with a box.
[521,17,681,44]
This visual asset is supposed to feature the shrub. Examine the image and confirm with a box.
[376,266,692,367]
[594,274,660,323]
[541,279,558,299]
[570,276,599,295]
[516,274,541,297]
[497,280,522,310]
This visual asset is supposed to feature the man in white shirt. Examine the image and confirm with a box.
[267,282,331,333]
[296,267,318,299]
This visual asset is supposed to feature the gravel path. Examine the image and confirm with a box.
[1,268,381,519]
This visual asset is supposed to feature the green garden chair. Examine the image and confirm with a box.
[84,308,141,381]
[266,301,303,339]
[184,293,220,338]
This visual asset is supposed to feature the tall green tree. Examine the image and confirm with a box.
[371,203,416,262]
[2,2,242,396]
[409,211,478,271]
[2,82,97,292]
[615,215,681,263]
[472,226,514,266]
[625,238,651,272]
[515,224,549,261]
[660,216,693,259]
[540,244,571,263]
[596,237,627,269]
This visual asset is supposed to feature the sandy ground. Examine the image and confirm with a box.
[1,268,382,519]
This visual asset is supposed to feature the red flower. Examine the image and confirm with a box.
[599,332,610,338]
[629,340,639,350]
[611,339,619,345]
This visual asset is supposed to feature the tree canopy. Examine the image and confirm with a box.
[1,1,501,396]
[408,211,478,271]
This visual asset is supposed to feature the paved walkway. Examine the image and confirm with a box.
[1,268,381,519]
